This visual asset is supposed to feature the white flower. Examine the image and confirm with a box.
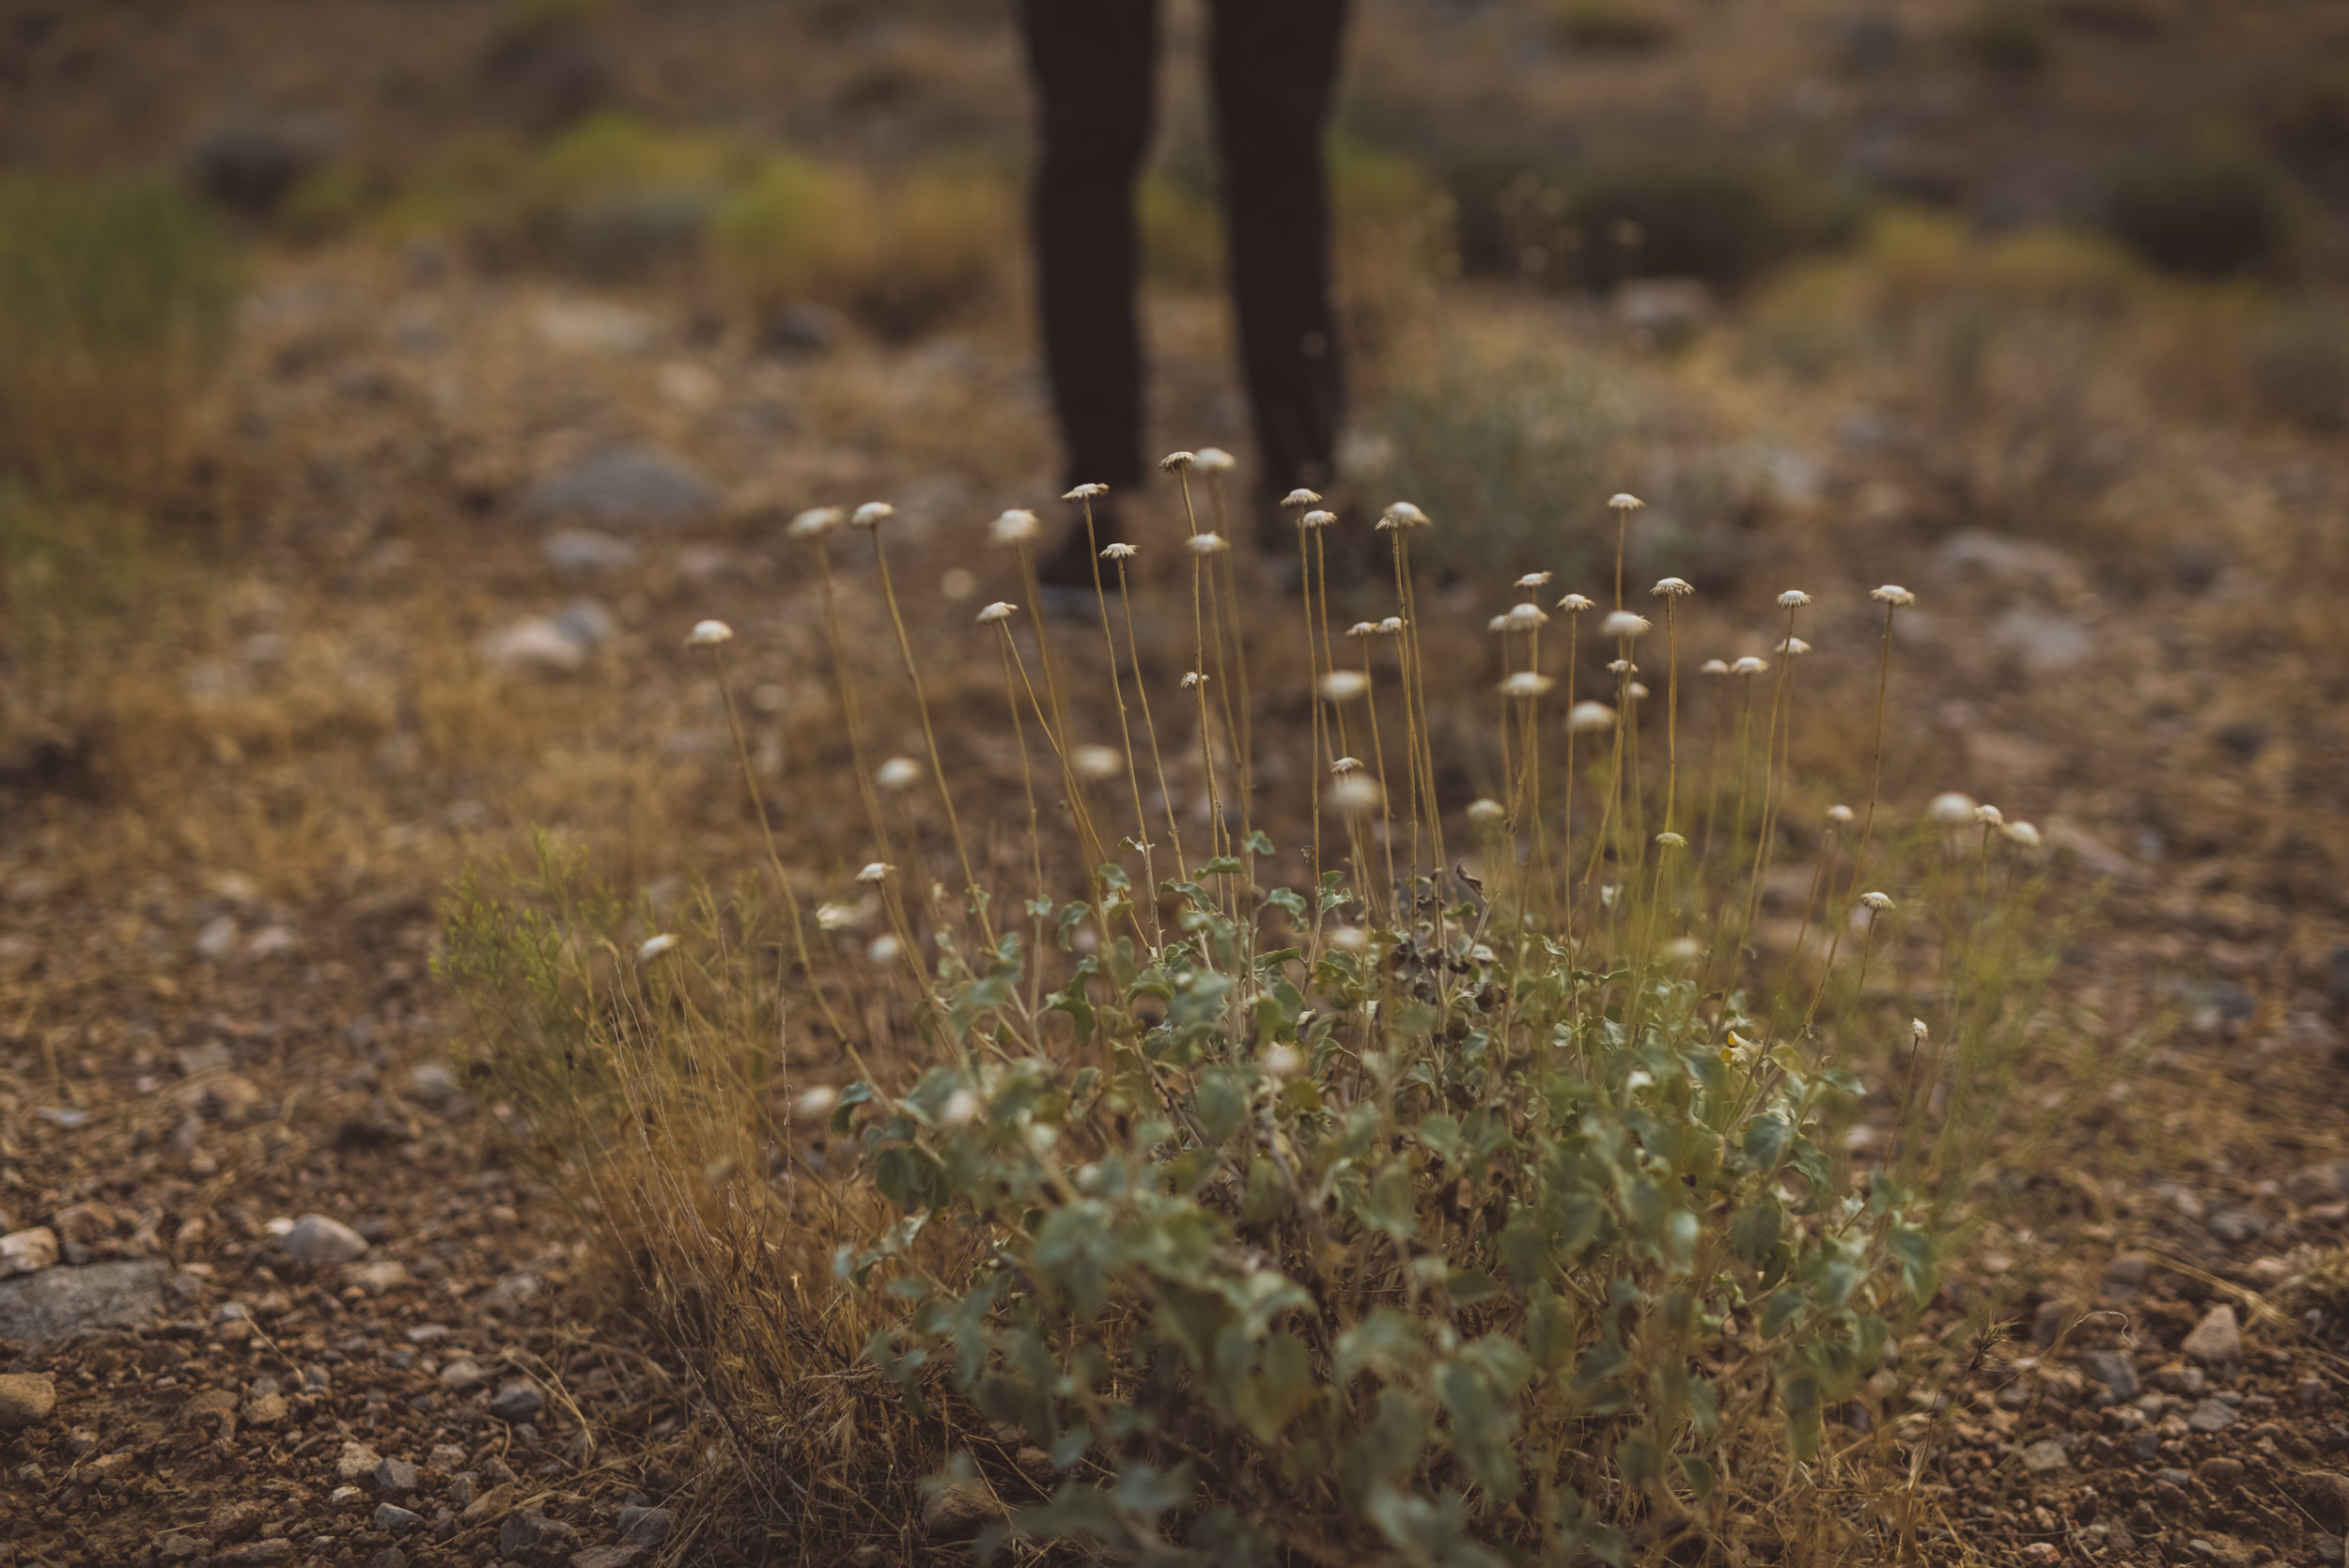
[940,1088,980,1128]
[1777,637,1812,656]
[1655,831,1686,848]
[1330,755,1363,774]
[989,508,1041,546]
[1327,774,1383,815]
[1063,482,1109,501]
[1187,532,1229,555]
[1731,656,1767,676]
[867,933,902,966]
[1607,659,1637,675]
[1910,1017,1930,1041]
[1193,447,1237,474]
[1871,583,1917,607]
[1159,450,1197,473]
[2002,820,2042,848]
[1778,589,1812,608]
[1609,492,1644,510]
[1500,671,1555,699]
[1700,659,1730,675]
[1377,616,1405,635]
[1101,542,1137,559]
[857,862,894,884]
[1346,621,1378,638]
[1650,576,1693,598]
[850,502,894,528]
[684,620,733,647]
[1627,682,1649,701]
[1261,1044,1304,1079]
[793,1085,837,1119]
[1827,803,1855,826]
[1517,571,1554,589]
[1926,791,1978,826]
[876,756,923,791]
[977,601,1018,624]
[1565,701,1617,734]
[1557,593,1595,613]
[1467,798,1506,825]
[1974,802,2005,828]
[636,934,680,964]
[1280,488,1323,509]
[1299,508,1336,530]
[817,902,861,931]
[787,506,843,537]
[1318,670,1371,702]
[1599,611,1651,641]
[1505,601,1549,629]
[1380,501,1431,529]
[1326,925,1368,953]
[1181,671,1206,690]
[1859,891,1895,912]
[1074,744,1123,781]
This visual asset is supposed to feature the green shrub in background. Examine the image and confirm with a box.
[2099,126,2303,278]
[0,179,239,490]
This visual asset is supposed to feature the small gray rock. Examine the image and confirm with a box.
[2077,1349,2140,1402]
[282,1214,369,1265]
[336,1440,384,1482]
[497,1511,575,1558]
[2206,1207,2265,1245]
[2186,1397,2238,1434]
[372,1550,411,1568]
[215,1542,294,1566]
[489,1380,546,1422]
[374,1502,423,1533]
[617,1503,674,1546]
[376,1456,420,1496]
[0,1373,57,1429]
[541,529,639,572]
[2287,1161,2349,1205]
[439,1357,486,1391]
[570,1547,644,1568]
[921,1479,1003,1539]
[2181,1305,2241,1366]
[2099,1251,2149,1299]
[0,1258,167,1352]
[2020,1437,2069,1473]
[2155,1467,2194,1488]
[518,444,718,529]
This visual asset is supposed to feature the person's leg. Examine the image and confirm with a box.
[1019,0,1157,515]
[1208,0,1349,517]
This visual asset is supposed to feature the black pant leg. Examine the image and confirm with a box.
[1018,0,1158,494]
[1207,0,1349,506]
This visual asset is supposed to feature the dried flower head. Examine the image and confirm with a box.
[788,505,844,537]
[2002,820,2042,848]
[1187,532,1229,556]
[868,933,902,966]
[1910,1017,1929,1041]
[1517,571,1554,589]
[1701,659,1730,675]
[1330,755,1364,774]
[1606,658,1637,675]
[1655,831,1687,848]
[989,508,1041,546]
[1377,616,1405,635]
[1777,637,1812,656]
[684,619,734,647]
[850,502,894,528]
[1609,492,1645,511]
[1566,701,1617,734]
[1327,773,1383,815]
[940,1087,980,1128]
[817,902,861,932]
[1486,613,1515,634]
[1381,501,1431,529]
[1064,482,1108,501]
[1467,798,1506,825]
[1327,924,1369,955]
[1505,601,1549,629]
[1260,1044,1304,1079]
[1181,671,1206,690]
[1100,542,1137,560]
[1557,593,1595,613]
[1192,447,1237,474]
[1500,671,1556,699]
[1662,936,1703,965]
[977,600,1018,624]
[1074,744,1124,782]
[1346,621,1379,639]
[1299,508,1336,530]
[1280,488,1323,509]
[1627,681,1650,701]
[1778,589,1812,609]
[1599,610,1651,641]
[1650,576,1694,598]
[1926,791,1979,826]
[1731,655,1767,676]
[1974,802,2005,828]
[857,862,894,884]
[1871,584,1917,607]
[1159,451,1197,473]
[1859,891,1895,911]
[876,755,922,791]
[1318,669,1371,702]
[793,1085,837,1119]
[636,933,679,964]
[1827,803,1855,826]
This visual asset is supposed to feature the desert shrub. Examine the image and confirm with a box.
[0,179,239,490]
[2098,127,2302,278]
[1553,0,1675,52]
[1451,150,1863,293]
[446,494,2069,1563]
[1954,0,2053,77]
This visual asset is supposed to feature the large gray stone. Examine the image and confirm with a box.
[518,444,717,528]
[0,1258,166,1352]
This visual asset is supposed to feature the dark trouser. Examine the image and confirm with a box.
[1018,0,1348,505]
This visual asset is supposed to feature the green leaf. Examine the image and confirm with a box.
[1742,1113,1793,1170]
[873,1144,947,1212]
[1446,1268,1501,1307]
[1418,1111,1464,1162]
[1056,901,1092,950]
[1194,1067,1248,1141]
[1680,1452,1717,1500]
[1198,855,1243,877]
[1760,1288,1806,1338]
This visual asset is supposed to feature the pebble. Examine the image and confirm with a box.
[0,1257,167,1351]
[2205,1207,2265,1245]
[0,1373,57,1429]
[542,528,640,571]
[2181,1305,2241,1365]
[372,1552,410,1568]
[2186,1397,2238,1434]
[242,1389,288,1426]
[281,1214,370,1265]
[617,1503,674,1546]
[488,1380,546,1422]
[330,1485,367,1508]
[206,1501,268,1541]
[2077,1348,2140,1401]
[517,443,718,529]
[2288,1160,2349,1205]
[376,1455,421,1496]
[374,1502,424,1533]
[2198,1456,2246,1483]
[337,1440,384,1482]
[571,1549,645,1568]
[0,1227,59,1279]
[439,1357,487,1390]
[496,1512,575,1558]
[216,1543,294,1566]
[2099,1252,2149,1299]
[2298,1469,2349,1529]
